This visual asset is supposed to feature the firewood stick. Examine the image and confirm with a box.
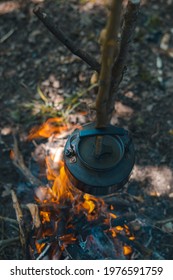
[11,190,26,256]
[81,213,136,234]
[33,7,100,72]
[107,0,140,122]
[111,213,137,227]
[95,0,122,128]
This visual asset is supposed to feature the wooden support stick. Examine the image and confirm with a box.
[95,0,122,128]
[33,7,100,72]
[107,0,140,121]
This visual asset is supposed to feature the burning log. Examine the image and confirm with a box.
[80,213,136,235]
[113,232,165,260]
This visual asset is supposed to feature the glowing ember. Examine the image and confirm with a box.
[123,246,132,255]
[27,118,135,259]
[10,150,15,160]
[40,211,50,223]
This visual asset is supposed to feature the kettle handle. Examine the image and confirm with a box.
[79,126,127,138]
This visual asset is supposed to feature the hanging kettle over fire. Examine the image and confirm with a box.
[64,122,135,196]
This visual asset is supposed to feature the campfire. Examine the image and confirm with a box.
[10,116,165,260]
[26,118,135,260]
[6,0,170,261]
[10,0,165,260]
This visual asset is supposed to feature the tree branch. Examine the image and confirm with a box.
[33,7,100,72]
[107,0,140,122]
[95,0,122,128]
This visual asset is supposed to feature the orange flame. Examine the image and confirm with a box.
[28,117,68,140]
[123,246,132,255]
[82,194,96,214]
[40,211,50,223]
[35,242,45,254]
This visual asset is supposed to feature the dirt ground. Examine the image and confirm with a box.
[0,0,173,260]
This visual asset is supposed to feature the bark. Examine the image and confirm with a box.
[95,0,122,128]
[107,0,140,122]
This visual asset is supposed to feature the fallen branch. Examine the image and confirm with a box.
[33,7,100,72]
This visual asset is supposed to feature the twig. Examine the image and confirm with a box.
[155,217,173,225]
[0,237,19,247]
[11,135,42,187]
[0,215,18,224]
[33,7,100,72]
[11,190,26,256]
[0,29,15,43]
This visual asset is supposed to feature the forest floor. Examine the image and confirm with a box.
[0,0,173,260]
